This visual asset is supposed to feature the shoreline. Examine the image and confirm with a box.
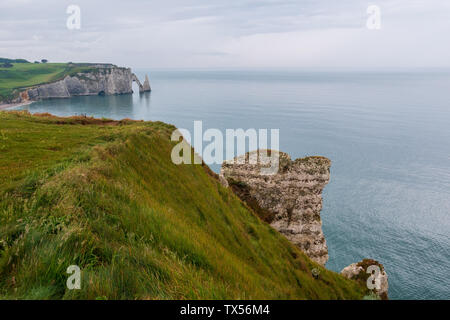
[0,101,33,110]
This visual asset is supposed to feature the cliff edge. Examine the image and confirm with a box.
[0,111,368,299]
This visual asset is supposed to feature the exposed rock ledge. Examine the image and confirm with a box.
[220,150,331,265]
[14,65,151,103]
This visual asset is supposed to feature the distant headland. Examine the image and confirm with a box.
[0,58,150,109]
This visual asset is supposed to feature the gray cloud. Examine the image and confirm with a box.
[0,0,449,68]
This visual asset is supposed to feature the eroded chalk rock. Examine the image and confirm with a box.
[220,150,331,265]
[341,259,389,299]
[142,74,151,92]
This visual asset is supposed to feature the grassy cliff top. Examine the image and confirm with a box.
[0,61,118,102]
[0,111,367,299]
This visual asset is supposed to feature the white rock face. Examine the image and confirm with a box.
[19,66,150,102]
[341,259,389,299]
[341,263,364,279]
[221,150,331,265]
[142,74,151,92]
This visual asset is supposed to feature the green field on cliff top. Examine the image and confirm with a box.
[0,111,368,299]
[0,60,100,102]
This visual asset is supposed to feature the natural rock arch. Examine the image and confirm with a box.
[131,74,151,93]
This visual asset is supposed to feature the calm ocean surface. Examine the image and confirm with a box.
[17,70,450,299]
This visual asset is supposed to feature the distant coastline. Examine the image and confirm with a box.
[0,101,32,110]
[0,59,150,106]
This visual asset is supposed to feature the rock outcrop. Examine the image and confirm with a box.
[16,65,151,103]
[341,259,389,299]
[143,74,151,92]
[220,150,331,265]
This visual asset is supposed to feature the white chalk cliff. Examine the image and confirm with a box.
[16,64,150,103]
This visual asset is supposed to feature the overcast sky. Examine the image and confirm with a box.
[1,0,449,69]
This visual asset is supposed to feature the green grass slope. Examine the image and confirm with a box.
[0,111,367,299]
[0,62,102,102]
